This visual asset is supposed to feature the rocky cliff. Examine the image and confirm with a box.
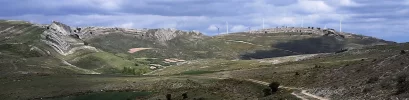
[41,21,98,56]
[40,21,205,56]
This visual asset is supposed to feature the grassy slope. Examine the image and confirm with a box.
[150,59,272,75]
[69,52,151,74]
[203,43,409,99]
[0,74,297,100]
[0,21,82,75]
[145,42,409,99]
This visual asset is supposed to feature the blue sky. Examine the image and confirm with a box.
[1,0,408,42]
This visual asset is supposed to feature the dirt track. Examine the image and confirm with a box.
[246,79,330,100]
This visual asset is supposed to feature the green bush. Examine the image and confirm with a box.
[121,67,149,75]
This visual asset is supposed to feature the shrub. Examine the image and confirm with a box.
[182,93,188,99]
[83,41,89,45]
[314,65,321,68]
[335,49,348,53]
[122,67,138,75]
[395,73,409,95]
[269,82,280,93]
[76,28,81,32]
[366,77,379,84]
[362,88,371,93]
[295,72,300,76]
[263,88,272,96]
[166,94,172,100]
[401,50,406,54]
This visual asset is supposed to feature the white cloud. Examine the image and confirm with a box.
[207,25,218,31]
[97,0,123,10]
[405,0,409,5]
[297,0,334,13]
[2,0,409,41]
[276,17,297,26]
[120,22,134,28]
[397,9,409,14]
[339,0,361,6]
[44,0,124,10]
[231,25,247,32]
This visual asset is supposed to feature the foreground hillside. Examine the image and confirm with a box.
[2,42,408,99]
[0,20,403,100]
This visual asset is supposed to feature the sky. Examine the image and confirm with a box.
[0,0,408,42]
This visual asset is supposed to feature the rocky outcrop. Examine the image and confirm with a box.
[148,28,203,43]
[251,27,349,37]
[74,26,205,45]
[41,21,98,56]
[41,21,204,55]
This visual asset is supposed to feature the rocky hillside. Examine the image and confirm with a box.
[82,25,394,60]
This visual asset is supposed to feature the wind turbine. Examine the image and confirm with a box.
[226,21,229,34]
[262,18,265,29]
[175,20,184,29]
[339,18,342,32]
[215,26,220,35]
[301,17,304,28]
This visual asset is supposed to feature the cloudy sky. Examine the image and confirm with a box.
[1,0,408,42]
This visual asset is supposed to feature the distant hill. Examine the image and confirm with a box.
[0,20,394,75]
